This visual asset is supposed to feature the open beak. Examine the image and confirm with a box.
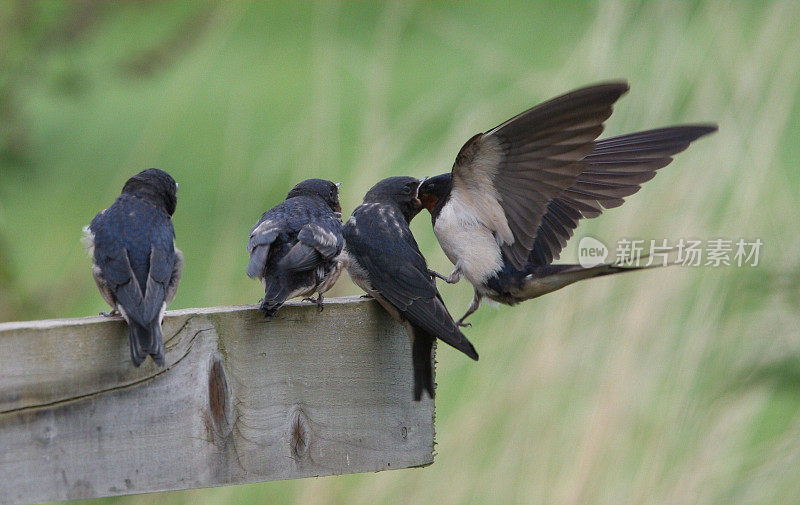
[416,176,429,196]
[418,176,441,213]
[409,176,426,212]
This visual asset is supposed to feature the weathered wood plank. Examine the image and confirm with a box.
[0,297,434,505]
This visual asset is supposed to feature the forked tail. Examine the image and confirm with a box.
[412,329,436,401]
[128,319,165,367]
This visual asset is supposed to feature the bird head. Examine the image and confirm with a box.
[122,168,178,215]
[417,173,452,214]
[362,176,424,222]
[287,178,342,214]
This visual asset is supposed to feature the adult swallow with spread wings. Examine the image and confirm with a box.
[417,82,717,325]
[343,177,479,401]
[84,168,184,366]
[247,178,345,318]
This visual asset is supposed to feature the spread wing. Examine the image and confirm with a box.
[343,206,478,360]
[450,82,630,270]
[528,124,718,265]
[279,218,343,272]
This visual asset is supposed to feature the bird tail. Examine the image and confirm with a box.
[259,277,290,319]
[518,262,661,300]
[412,329,436,401]
[128,319,165,367]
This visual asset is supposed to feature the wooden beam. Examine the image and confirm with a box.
[0,297,434,505]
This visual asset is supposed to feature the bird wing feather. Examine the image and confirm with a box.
[98,243,173,327]
[246,218,281,278]
[279,219,343,272]
[343,205,478,360]
[528,124,717,265]
[450,82,630,269]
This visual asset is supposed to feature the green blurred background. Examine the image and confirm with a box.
[2,2,800,504]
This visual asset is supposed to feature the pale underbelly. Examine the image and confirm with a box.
[433,217,503,286]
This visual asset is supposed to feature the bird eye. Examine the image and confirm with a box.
[401,185,412,195]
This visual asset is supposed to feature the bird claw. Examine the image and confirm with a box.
[428,268,460,284]
[303,295,325,313]
[428,269,446,282]
[100,309,120,317]
[359,293,373,299]
[456,321,472,328]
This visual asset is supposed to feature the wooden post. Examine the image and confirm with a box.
[0,297,434,505]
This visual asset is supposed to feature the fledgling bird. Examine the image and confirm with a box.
[84,168,184,367]
[343,176,479,401]
[247,178,344,318]
[417,81,717,325]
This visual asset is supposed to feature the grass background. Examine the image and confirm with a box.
[1,2,800,504]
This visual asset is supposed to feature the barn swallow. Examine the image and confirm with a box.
[417,82,717,325]
[342,176,479,401]
[83,168,184,367]
[247,178,344,318]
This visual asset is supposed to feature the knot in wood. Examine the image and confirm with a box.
[289,406,311,460]
[33,410,57,446]
[207,355,231,437]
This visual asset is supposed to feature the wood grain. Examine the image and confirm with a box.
[0,297,434,505]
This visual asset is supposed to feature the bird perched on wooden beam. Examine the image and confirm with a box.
[417,81,717,326]
[342,176,479,401]
[84,168,184,366]
[247,178,345,318]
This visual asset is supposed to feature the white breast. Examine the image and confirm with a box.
[81,225,95,257]
[434,198,504,285]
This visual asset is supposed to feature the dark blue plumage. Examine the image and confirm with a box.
[343,177,478,401]
[247,179,344,318]
[85,168,183,367]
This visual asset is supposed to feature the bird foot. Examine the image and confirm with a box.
[100,309,120,317]
[428,269,446,282]
[456,321,472,328]
[303,295,325,313]
[428,269,460,284]
[359,293,373,299]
